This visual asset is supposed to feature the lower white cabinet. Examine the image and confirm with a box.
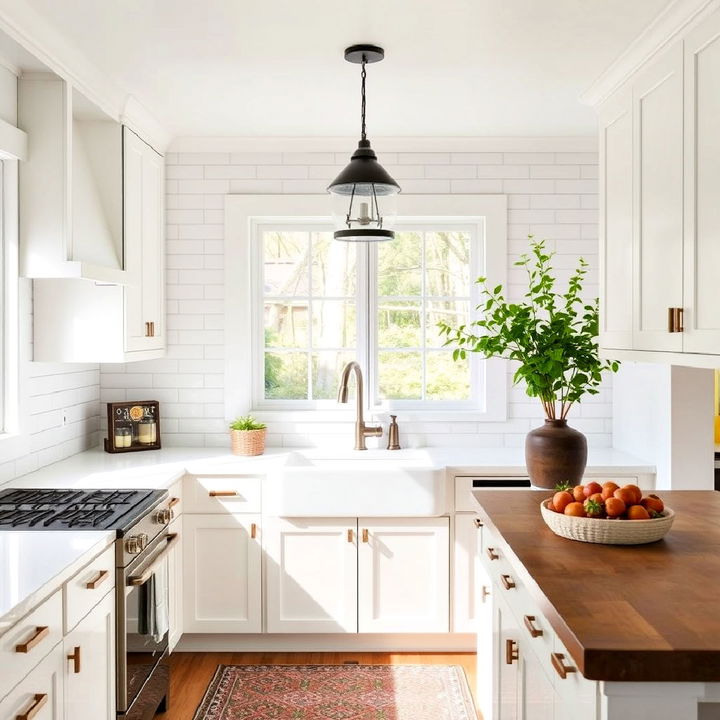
[265,518,358,633]
[0,642,64,720]
[63,589,115,720]
[182,513,262,633]
[494,589,522,720]
[454,513,483,633]
[358,517,449,633]
[168,515,183,650]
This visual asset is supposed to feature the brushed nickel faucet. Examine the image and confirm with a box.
[337,361,382,450]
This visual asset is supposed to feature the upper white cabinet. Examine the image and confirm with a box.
[19,76,126,284]
[597,5,720,365]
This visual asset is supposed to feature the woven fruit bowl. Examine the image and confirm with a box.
[540,499,675,545]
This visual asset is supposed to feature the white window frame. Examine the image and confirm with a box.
[225,194,508,422]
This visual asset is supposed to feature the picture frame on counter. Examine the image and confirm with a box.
[104,401,162,453]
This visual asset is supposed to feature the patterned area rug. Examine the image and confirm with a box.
[192,664,477,720]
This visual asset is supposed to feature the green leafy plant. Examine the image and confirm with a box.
[229,415,267,432]
[439,237,618,421]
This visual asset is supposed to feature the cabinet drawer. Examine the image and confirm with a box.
[549,634,599,720]
[63,545,115,633]
[0,590,63,701]
[183,475,261,514]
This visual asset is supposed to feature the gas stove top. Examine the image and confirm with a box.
[0,488,167,533]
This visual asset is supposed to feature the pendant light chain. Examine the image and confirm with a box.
[360,58,367,142]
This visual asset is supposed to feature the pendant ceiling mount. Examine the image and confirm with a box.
[327,44,400,243]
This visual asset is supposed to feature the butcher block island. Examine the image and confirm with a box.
[472,490,720,720]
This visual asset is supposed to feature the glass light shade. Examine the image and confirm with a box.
[328,141,400,242]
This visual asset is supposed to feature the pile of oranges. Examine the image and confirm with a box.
[547,482,666,520]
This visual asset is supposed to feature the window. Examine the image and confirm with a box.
[226,195,507,419]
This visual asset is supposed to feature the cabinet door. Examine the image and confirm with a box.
[493,590,521,720]
[550,635,598,720]
[123,127,164,352]
[64,590,115,720]
[632,43,684,351]
[0,643,63,720]
[474,522,494,720]
[598,87,634,350]
[358,518,449,633]
[683,9,720,354]
[265,518,357,633]
[183,514,261,633]
[453,514,483,633]
[520,647,555,720]
[167,515,183,650]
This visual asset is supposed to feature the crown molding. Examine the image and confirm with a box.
[121,95,171,153]
[168,135,597,153]
[581,0,720,107]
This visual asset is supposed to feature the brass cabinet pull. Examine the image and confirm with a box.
[16,693,48,720]
[524,615,543,638]
[347,528,354,543]
[675,307,684,332]
[67,646,81,674]
[550,652,576,679]
[15,626,49,654]
[208,490,238,497]
[668,307,675,332]
[251,523,257,539]
[505,639,519,665]
[127,534,180,586]
[474,518,483,528]
[145,321,151,337]
[168,497,180,508]
[500,574,516,590]
[486,547,499,560]
[361,528,369,543]
[86,569,109,590]
[151,321,156,337]
[481,585,491,602]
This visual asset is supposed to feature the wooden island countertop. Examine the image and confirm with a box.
[472,489,720,682]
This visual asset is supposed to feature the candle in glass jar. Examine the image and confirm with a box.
[114,426,131,448]
[138,418,156,445]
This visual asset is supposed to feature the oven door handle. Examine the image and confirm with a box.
[127,533,179,587]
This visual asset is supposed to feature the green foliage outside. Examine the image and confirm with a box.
[229,415,267,431]
[439,237,619,420]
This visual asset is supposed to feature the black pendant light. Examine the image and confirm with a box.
[328,44,400,242]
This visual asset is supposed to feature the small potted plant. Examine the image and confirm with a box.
[440,238,619,489]
[229,416,267,456]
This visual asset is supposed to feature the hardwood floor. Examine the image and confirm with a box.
[157,651,478,720]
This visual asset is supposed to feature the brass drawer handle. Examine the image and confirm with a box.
[362,528,369,543]
[15,626,49,654]
[86,569,109,590]
[675,307,684,332]
[524,615,543,638]
[481,585,491,602]
[667,307,675,333]
[474,518,483,528]
[505,639,519,665]
[551,652,576,679]
[67,645,81,674]
[251,523,257,539]
[347,528,354,543]
[16,693,47,720]
[168,496,180,508]
[145,321,151,337]
[500,574,515,590]
[486,547,499,560]
[208,490,238,497]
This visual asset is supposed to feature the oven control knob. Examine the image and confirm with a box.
[155,508,173,525]
[125,536,142,554]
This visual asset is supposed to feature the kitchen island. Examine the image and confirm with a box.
[472,489,720,720]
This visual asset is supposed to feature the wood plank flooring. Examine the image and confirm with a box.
[158,651,478,720]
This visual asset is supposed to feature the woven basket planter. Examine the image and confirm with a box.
[540,499,675,545]
[230,428,266,456]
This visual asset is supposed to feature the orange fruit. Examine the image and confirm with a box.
[572,486,586,503]
[583,482,603,498]
[613,487,636,506]
[601,482,619,500]
[583,498,604,517]
[604,497,626,517]
[564,502,587,517]
[627,505,650,520]
[552,491,574,514]
[641,494,664,513]
[623,484,643,505]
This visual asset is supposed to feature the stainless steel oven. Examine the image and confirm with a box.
[116,498,178,718]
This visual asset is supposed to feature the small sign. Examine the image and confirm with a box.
[104,401,161,453]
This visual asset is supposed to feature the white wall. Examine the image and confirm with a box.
[100,141,612,450]
[0,66,100,485]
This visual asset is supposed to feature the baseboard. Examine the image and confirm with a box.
[174,633,476,653]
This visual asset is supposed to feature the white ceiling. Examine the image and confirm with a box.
[23,0,672,138]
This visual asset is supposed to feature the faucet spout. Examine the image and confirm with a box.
[337,361,383,450]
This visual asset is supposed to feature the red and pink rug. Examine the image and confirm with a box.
[192,664,477,719]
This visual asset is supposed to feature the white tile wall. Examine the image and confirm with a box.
[100,143,612,450]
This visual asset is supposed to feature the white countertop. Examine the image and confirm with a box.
[0,530,114,635]
[4,445,655,492]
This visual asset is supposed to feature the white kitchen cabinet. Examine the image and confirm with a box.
[123,126,165,352]
[453,514,484,633]
[598,87,633,351]
[0,642,64,720]
[551,634,598,720]
[63,589,115,720]
[357,517,449,634]
[167,515,183,651]
[494,589,521,720]
[682,11,720,354]
[632,43,684,352]
[265,518,358,634]
[182,513,262,633]
[522,647,555,720]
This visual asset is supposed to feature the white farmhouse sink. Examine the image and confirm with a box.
[265,450,448,517]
